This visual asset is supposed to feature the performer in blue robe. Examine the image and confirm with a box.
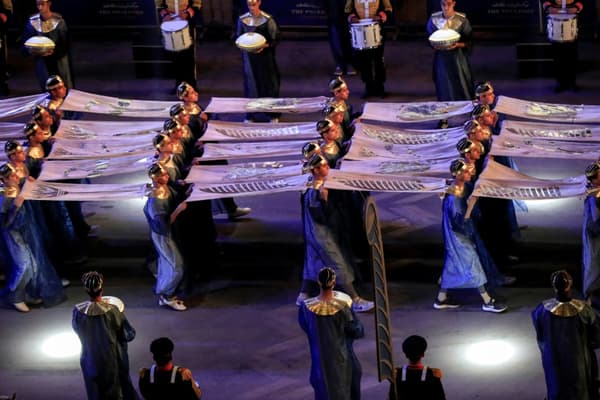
[72,271,137,400]
[299,267,364,400]
[327,77,360,141]
[0,163,64,311]
[23,0,74,91]
[434,159,507,312]
[236,0,281,122]
[427,0,474,101]
[144,164,188,311]
[583,162,600,300]
[178,82,208,141]
[299,155,374,312]
[532,270,600,400]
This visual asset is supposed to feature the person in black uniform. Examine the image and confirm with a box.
[345,0,392,98]
[323,0,356,76]
[139,337,202,400]
[542,0,583,92]
[156,0,202,91]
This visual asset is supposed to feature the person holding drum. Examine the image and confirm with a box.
[345,0,392,99]
[22,0,74,92]
[156,0,202,92]
[542,0,583,92]
[426,0,474,105]
[236,0,281,123]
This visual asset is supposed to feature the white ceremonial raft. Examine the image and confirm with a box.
[235,32,267,53]
[350,19,382,50]
[428,29,460,50]
[547,13,578,42]
[24,36,55,56]
[161,20,193,52]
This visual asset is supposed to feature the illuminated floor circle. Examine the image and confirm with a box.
[41,332,81,358]
[466,340,515,366]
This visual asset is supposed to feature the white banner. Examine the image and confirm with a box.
[186,161,302,183]
[48,136,155,160]
[38,154,153,181]
[491,132,600,160]
[186,174,309,201]
[345,134,458,162]
[56,119,163,140]
[60,89,176,118]
[501,120,600,141]
[324,169,448,193]
[473,160,587,200]
[204,96,328,114]
[495,96,600,123]
[201,120,319,142]
[340,158,449,176]
[0,93,46,120]
[21,179,147,201]
[200,140,306,161]
[355,122,464,145]
[0,122,28,139]
[360,100,473,123]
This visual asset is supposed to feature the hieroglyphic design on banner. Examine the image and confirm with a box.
[21,179,146,201]
[361,100,472,123]
[204,96,328,114]
[61,89,175,118]
[47,137,155,160]
[201,140,307,161]
[495,96,600,123]
[345,135,458,162]
[340,159,449,176]
[501,120,600,141]
[324,170,448,193]
[357,123,464,145]
[364,196,395,387]
[202,121,318,141]
[186,175,308,201]
[491,135,600,160]
[39,155,153,181]
[185,161,302,183]
[56,120,162,140]
[473,160,587,200]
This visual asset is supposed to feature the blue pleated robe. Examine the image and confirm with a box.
[144,193,184,297]
[583,194,600,297]
[532,299,600,400]
[299,293,364,400]
[302,187,356,293]
[440,186,489,289]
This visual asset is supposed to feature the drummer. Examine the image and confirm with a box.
[156,0,202,92]
[345,0,392,99]
[542,0,583,92]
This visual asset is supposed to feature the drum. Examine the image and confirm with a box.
[547,13,578,42]
[428,29,460,50]
[102,296,125,312]
[350,20,382,50]
[24,36,55,56]
[161,20,193,52]
[235,32,267,53]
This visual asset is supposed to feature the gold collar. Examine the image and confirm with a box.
[542,298,586,317]
[304,291,353,316]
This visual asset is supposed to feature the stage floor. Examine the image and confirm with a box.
[1,35,599,399]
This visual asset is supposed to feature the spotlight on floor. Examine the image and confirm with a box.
[465,339,514,366]
[41,332,81,359]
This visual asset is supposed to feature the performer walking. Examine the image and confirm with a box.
[426,0,474,103]
[532,270,600,400]
[299,267,365,400]
[236,0,281,123]
[23,0,74,91]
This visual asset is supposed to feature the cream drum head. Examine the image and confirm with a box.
[25,36,56,55]
[428,29,460,49]
[235,32,267,53]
